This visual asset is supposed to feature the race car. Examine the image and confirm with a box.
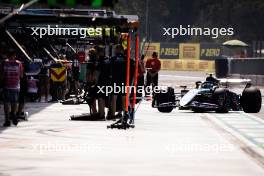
[152,75,262,113]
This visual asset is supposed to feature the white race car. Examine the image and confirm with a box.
[152,76,262,113]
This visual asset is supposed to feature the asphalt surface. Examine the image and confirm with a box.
[0,71,263,176]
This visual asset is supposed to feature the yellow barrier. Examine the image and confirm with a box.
[160,59,215,72]
[50,67,67,82]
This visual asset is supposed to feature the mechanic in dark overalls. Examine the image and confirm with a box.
[137,55,146,101]
[86,48,99,115]
[97,46,112,119]
[110,44,126,118]
[72,57,81,96]
[39,58,50,102]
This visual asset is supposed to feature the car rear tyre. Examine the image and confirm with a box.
[192,108,205,113]
[241,87,262,113]
[157,107,174,113]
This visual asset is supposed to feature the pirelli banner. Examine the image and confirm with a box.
[141,42,221,72]
[160,42,215,72]
[179,43,200,60]
[143,43,160,58]
[200,43,222,60]
[143,42,222,60]
[160,43,179,59]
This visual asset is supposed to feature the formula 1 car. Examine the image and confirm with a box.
[152,75,262,113]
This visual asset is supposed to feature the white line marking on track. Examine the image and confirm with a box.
[160,74,203,79]
[242,113,264,124]
[205,113,264,157]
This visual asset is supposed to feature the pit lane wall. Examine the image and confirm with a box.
[143,42,219,72]
[160,59,215,72]
[228,58,264,86]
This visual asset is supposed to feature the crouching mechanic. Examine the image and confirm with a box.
[1,49,23,127]
[86,48,99,115]
[97,47,112,119]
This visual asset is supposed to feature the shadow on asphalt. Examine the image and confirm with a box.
[180,111,242,113]
[0,102,54,134]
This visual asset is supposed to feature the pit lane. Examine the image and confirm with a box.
[0,71,264,176]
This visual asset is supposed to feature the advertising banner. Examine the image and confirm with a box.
[159,43,179,59]
[174,60,184,70]
[183,60,197,70]
[161,59,215,72]
[179,43,200,60]
[143,42,160,58]
[200,43,222,60]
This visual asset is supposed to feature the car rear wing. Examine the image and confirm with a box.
[218,78,251,87]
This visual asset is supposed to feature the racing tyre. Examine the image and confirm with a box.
[155,87,175,113]
[213,88,229,113]
[241,87,262,113]
[157,107,174,113]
